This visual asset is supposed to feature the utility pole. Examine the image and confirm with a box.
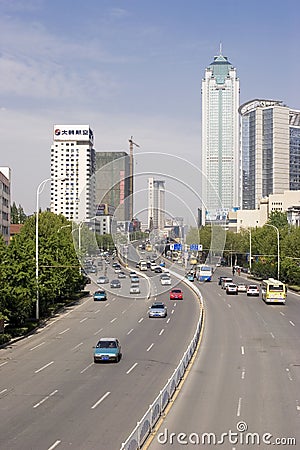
[128,136,140,221]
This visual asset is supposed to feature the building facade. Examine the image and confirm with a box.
[50,125,96,222]
[95,152,130,223]
[0,167,11,245]
[201,50,240,223]
[239,100,290,210]
[148,177,165,230]
[289,109,300,191]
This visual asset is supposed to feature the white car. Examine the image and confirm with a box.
[237,283,247,293]
[160,275,171,285]
[130,285,140,294]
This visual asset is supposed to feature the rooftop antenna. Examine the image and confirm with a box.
[219,41,222,55]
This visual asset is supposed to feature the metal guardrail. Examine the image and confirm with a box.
[120,276,204,450]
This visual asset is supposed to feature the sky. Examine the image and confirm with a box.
[0,0,299,219]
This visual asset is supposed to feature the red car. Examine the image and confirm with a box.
[170,289,183,300]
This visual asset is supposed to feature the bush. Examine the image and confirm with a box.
[0,333,11,345]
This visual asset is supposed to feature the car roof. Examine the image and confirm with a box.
[152,301,165,306]
[98,337,118,341]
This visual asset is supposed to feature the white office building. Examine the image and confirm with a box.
[201,50,240,223]
[50,125,96,222]
[148,177,165,230]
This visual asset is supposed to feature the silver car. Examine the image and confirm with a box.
[148,302,167,318]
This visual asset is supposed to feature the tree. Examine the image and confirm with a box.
[10,202,27,224]
[267,211,288,229]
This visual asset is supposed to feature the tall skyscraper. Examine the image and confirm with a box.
[201,49,240,223]
[289,109,300,191]
[239,100,290,209]
[148,177,165,230]
[95,152,131,222]
[50,125,96,222]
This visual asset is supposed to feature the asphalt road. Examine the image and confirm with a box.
[148,267,300,450]
[0,260,201,450]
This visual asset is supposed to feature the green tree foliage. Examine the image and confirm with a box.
[10,202,27,224]
[267,211,288,229]
[0,212,84,326]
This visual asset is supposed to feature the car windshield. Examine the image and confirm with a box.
[97,341,117,348]
[172,290,181,293]
[151,304,164,309]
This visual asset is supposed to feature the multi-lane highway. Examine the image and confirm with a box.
[148,268,300,449]
[0,260,200,450]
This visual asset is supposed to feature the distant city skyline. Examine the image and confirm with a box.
[0,0,299,216]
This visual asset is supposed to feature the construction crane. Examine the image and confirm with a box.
[128,136,140,221]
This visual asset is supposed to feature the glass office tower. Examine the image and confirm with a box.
[201,51,240,223]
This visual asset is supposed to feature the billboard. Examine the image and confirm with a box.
[53,125,94,144]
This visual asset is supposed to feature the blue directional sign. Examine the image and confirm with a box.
[190,244,203,251]
[170,243,182,251]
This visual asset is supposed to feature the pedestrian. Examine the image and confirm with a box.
[232,267,235,276]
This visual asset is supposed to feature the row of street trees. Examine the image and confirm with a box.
[186,212,300,286]
[0,212,88,334]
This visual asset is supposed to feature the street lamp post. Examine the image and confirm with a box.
[265,223,280,280]
[36,177,67,321]
[35,178,51,321]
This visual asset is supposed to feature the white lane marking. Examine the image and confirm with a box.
[241,346,245,355]
[126,363,138,374]
[166,318,170,323]
[0,388,8,395]
[286,368,293,381]
[174,302,177,306]
[35,361,54,374]
[94,327,103,336]
[94,309,101,314]
[105,303,110,308]
[159,329,165,336]
[227,304,232,308]
[289,320,295,327]
[241,369,246,380]
[30,342,45,351]
[91,391,111,409]
[0,362,8,368]
[122,309,127,314]
[127,328,134,335]
[256,311,267,326]
[80,318,88,323]
[171,309,175,314]
[110,317,117,323]
[47,440,61,450]
[59,328,70,335]
[237,397,242,417]
[296,400,300,411]
[80,363,93,374]
[270,332,275,339]
[72,342,83,350]
[280,312,285,316]
[138,317,144,323]
[33,390,58,408]
[147,343,154,352]
[111,297,116,302]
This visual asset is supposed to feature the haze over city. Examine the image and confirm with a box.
[1,0,299,216]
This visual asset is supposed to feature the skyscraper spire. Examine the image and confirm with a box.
[219,41,222,56]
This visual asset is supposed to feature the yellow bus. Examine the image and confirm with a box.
[261,278,287,304]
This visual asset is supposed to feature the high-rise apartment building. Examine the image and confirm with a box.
[289,110,300,191]
[148,177,165,230]
[95,152,130,222]
[201,50,240,222]
[50,125,96,222]
[0,167,11,245]
[239,100,290,209]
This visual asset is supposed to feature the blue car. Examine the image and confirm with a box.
[186,273,194,281]
[93,290,107,301]
[93,338,122,363]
